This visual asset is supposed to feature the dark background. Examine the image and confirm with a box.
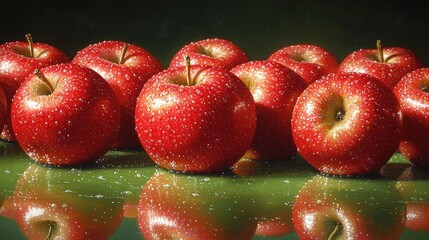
[2,0,428,67]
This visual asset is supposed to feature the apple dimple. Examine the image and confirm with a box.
[34,82,54,96]
[98,43,130,65]
[365,52,380,62]
[99,51,121,64]
[163,65,208,87]
[290,53,308,63]
[10,46,49,59]
[33,69,56,96]
[321,94,346,129]
[10,46,33,58]
[422,83,429,93]
[34,220,57,239]
[196,44,214,57]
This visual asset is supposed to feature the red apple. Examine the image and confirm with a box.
[231,60,307,160]
[13,163,124,240]
[135,61,256,173]
[169,38,249,70]
[267,44,339,85]
[11,63,120,166]
[292,72,402,176]
[0,84,6,132]
[72,40,164,148]
[292,175,406,240]
[0,34,70,141]
[0,74,21,141]
[393,68,429,166]
[338,40,424,88]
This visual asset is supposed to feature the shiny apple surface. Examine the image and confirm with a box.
[1,140,429,239]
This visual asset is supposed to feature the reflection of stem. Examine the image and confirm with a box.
[328,222,342,240]
[45,222,55,240]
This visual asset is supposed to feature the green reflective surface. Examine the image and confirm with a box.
[1,140,429,239]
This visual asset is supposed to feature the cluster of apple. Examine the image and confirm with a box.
[1,35,428,176]
[0,34,164,166]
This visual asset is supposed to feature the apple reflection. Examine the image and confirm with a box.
[137,156,316,239]
[0,140,32,219]
[13,163,124,240]
[232,157,315,237]
[381,161,429,231]
[292,174,406,240]
[137,169,258,240]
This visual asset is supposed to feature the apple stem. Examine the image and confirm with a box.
[184,55,192,86]
[328,222,342,240]
[119,43,129,64]
[25,33,34,58]
[376,40,384,63]
[34,69,55,94]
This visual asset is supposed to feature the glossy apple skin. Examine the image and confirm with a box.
[338,47,423,89]
[268,44,339,85]
[231,60,307,160]
[72,40,164,148]
[292,175,406,240]
[393,68,429,166]
[11,63,120,166]
[137,170,258,240]
[292,72,402,175]
[405,204,429,230]
[0,40,70,141]
[169,38,249,70]
[254,220,293,237]
[13,163,124,240]
[0,85,6,132]
[0,74,21,141]
[135,65,256,173]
